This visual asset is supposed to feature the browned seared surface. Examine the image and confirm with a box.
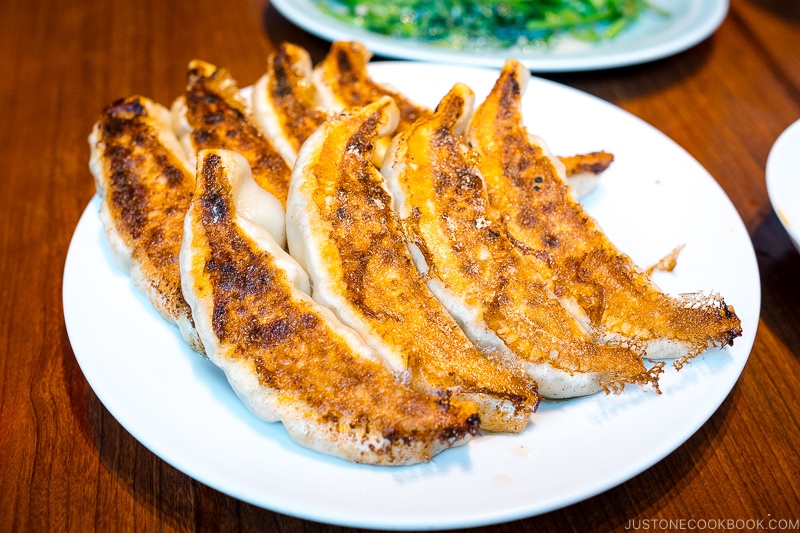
[183,60,291,205]
[314,41,431,133]
[264,42,330,157]
[386,85,659,394]
[90,95,202,352]
[467,60,742,363]
[184,149,478,464]
[559,151,615,177]
[298,98,539,432]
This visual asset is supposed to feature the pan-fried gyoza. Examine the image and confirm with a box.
[252,42,332,165]
[86,41,744,464]
[380,83,662,398]
[287,96,539,431]
[89,95,204,354]
[180,148,479,465]
[172,60,292,211]
[466,60,742,366]
[313,41,433,165]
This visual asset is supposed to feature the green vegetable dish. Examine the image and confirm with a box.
[315,0,669,51]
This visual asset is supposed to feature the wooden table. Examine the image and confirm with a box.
[2,0,798,531]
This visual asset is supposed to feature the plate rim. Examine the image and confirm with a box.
[766,117,800,250]
[270,0,729,72]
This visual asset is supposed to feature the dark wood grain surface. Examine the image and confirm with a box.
[1,0,798,531]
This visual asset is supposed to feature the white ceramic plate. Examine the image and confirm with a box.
[766,118,800,252]
[64,62,759,530]
[271,0,728,72]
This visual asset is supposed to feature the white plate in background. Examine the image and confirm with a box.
[271,0,728,72]
[65,62,759,530]
[766,118,800,252]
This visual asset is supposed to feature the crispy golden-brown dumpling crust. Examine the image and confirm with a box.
[89,95,203,353]
[287,96,539,431]
[467,60,742,365]
[180,148,479,465]
[381,84,660,398]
